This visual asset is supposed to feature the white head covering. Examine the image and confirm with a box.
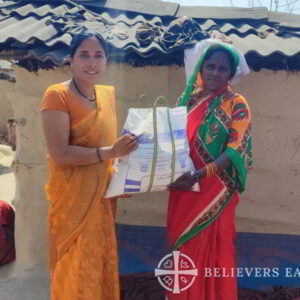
[184,38,250,85]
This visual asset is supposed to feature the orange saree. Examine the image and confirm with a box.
[41,85,119,300]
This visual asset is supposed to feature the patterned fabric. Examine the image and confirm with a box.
[167,55,252,299]
[194,86,252,193]
[41,85,119,300]
[181,72,253,192]
[171,77,252,249]
[0,200,15,266]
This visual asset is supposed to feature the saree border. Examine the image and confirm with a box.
[174,92,237,249]
[174,132,236,249]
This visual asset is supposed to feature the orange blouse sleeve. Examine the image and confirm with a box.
[227,94,252,151]
[40,86,68,113]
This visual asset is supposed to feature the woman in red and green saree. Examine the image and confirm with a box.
[167,43,252,300]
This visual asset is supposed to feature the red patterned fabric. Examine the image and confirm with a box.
[0,200,15,265]
[167,86,239,299]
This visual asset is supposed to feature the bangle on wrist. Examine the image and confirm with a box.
[96,147,103,162]
[205,162,218,177]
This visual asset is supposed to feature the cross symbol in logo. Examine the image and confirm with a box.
[155,251,198,294]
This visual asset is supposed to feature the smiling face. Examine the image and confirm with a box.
[70,36,107,84]
[201,51,232,92]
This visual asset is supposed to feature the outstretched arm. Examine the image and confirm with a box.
[167,152,232,191]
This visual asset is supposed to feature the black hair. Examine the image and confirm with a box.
[200,44,237,79]
[69,31,107,58]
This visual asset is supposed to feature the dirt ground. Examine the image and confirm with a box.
[0,265,49,300]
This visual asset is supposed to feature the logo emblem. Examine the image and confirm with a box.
[155,251,198,294]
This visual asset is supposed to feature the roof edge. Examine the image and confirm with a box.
[177,6,269,20]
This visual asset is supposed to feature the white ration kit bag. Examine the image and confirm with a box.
[105,98,199,198]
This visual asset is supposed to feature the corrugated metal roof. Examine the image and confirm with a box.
[79,1,269,20]
[0,59,12,70]
[77,0,180,17]
[0,0,300,69]
[0,59,15,82]
[177,6,270,20]
[269,11,300,23]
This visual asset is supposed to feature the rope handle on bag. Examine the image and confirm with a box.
[153,96,168,107]
[137,94,148,108]
[147,96,176,192]
[147,106,158,192]
[137,94,167,108]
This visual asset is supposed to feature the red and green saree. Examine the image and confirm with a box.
[166,72,252,300]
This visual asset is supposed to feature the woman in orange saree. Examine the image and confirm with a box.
[41,32,137,300]
[167,43,252,300]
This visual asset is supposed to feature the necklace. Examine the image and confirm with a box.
[72,78,96,102]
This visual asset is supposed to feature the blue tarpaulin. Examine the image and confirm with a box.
[117,224,300,290]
